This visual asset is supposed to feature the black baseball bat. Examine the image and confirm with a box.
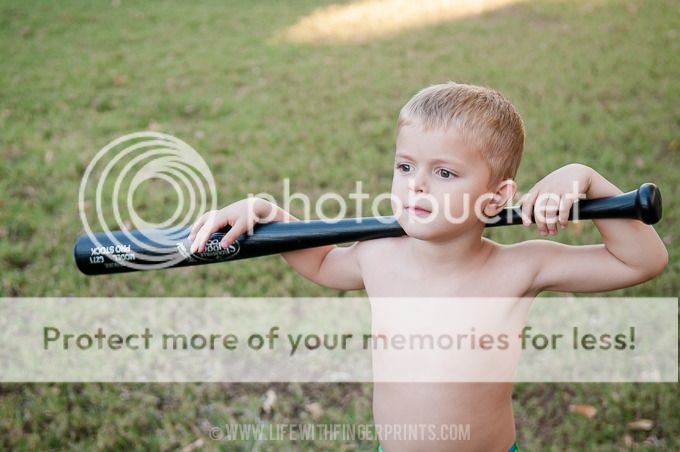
[74,183,662,275]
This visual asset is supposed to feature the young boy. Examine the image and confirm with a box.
[188,82,668,451]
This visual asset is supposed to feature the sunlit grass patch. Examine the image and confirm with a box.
[275,0,528,44]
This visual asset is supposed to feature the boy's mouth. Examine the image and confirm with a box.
[406,205,432,217]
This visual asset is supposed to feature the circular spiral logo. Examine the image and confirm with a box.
[78,131,217,271]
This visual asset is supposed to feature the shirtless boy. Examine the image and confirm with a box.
[188,82,668,451]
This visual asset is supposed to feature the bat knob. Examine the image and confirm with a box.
[636,183,662,225]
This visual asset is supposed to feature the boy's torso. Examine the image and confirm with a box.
[358,236,532,452]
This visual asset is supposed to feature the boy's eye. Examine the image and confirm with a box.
[396,163,412,173]
[436,168,456,179]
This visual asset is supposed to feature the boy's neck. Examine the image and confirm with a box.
[406,222,490,271]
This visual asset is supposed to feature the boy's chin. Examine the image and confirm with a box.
[396,215,469,241]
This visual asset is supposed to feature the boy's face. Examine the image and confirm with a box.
[391,120,495,241]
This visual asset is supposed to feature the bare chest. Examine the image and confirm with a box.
[360,242,529,298]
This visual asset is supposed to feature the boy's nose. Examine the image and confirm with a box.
[409,171,428,193]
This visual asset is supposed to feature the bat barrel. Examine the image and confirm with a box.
[74,226,193,275]
[74,217,404,275]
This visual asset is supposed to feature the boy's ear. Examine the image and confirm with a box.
[483,179,517,217]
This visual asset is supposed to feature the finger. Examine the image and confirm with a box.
[521,191,539,227]
[191,212,222,253]
[188,212,209,240]
[534,193,548,235]
[546,193,562,235]
[220,217,247,248]
[546,195,559,235]
[542,194,557,235]
[558,196,574,229]
[190,224,208,253]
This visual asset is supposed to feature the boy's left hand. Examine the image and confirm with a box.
[520,163,594,236]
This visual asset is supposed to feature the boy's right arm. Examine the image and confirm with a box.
[188,198,364,291]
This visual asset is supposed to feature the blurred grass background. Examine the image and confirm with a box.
[0,0,678,450]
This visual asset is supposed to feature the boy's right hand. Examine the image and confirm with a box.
[188,198,271,253]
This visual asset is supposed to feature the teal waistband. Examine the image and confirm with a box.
[378,441,518,451]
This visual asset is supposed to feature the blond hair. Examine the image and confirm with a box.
[397,82,525,185]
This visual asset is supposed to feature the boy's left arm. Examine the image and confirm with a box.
[519,164,668,293]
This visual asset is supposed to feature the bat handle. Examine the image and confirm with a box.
[486,183,662,227]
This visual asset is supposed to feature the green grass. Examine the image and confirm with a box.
[1,0,678,449]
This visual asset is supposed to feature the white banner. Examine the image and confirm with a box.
[0,297,676,382]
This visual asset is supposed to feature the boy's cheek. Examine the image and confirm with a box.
[389,192,405,216]
[389,186,411,214]
[435,192,472,219]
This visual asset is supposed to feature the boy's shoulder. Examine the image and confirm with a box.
[353,235,407,260]
[486,237,560,262]
[508,238,576,255]
[356,235,406,251]
[483,238,561,297]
